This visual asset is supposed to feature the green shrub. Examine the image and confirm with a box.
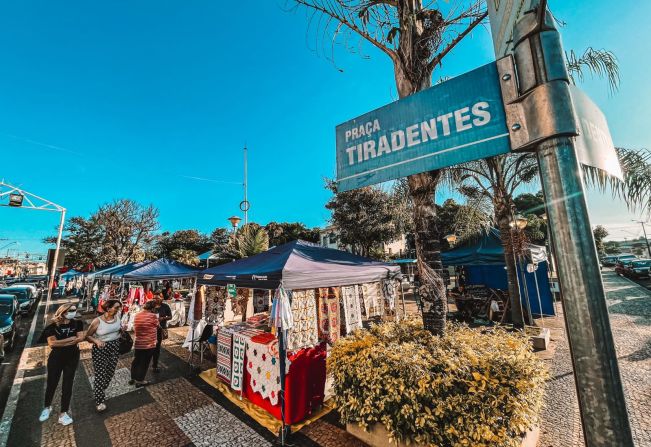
[328,320,547,447]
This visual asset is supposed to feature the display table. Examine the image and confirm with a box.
[242,341,327,424]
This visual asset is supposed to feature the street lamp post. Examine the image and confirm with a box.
[0,181,66,323]
[632,220,651,258]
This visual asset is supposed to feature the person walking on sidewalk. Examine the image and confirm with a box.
[85,299,122,412]
[129,300,159,387]
[38,304,85,426]
[152,290,172,373]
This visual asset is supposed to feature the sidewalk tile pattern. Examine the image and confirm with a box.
[175,403,271,447]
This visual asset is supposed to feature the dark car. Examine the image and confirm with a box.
[624,259,651,279]
[0,287,35,315]
[0,294,19,352]
[601,256,618,267]
[614,261,628,276]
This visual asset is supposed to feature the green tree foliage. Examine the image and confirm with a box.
[264,222,320,247]
[48,199,159,269]
[604,241,620,255]
[513,191,546,216]
[326,181,399,257]
[226,224,270,259]
[210,228,230,256]
[154,229,212,264]
[592,225,609,256]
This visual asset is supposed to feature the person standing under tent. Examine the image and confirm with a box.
[129,300,159,387]
[85,299,122,412]
[162,282,173,301]
[143,284,154,302]
[58,276,66,297]
[38,304,85,426]
[152,290,172,373]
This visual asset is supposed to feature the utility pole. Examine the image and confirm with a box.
[243,146,248,225]
[504,7,634,446]
[632,220,651,258]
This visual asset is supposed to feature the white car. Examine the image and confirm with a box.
[7,283,40,298]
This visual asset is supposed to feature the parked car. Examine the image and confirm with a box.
[624,259,651,279]
[8,283,41,298]
[601,256,619,267]
[0,294,19,352]
[614,261,628,276]
[0,287,35,315]
[615,254,637,264]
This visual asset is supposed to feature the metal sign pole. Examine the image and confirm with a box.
[506,9,634,446]
[45,208,66,324]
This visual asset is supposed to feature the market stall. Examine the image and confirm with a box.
[441,228,555,319]
[192,240,401,437]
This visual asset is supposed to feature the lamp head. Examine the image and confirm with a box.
[227,215,242,229]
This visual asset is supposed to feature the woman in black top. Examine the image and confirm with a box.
[38,303,85,426]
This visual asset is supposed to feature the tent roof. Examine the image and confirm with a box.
[123,258,199,281]
[441,228,547,266]
[100,262,148,280]
[197,240,401,290]
[61,269,80,278]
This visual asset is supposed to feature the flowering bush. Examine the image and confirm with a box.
[328,320,547,447]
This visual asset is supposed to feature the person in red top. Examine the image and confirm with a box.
[129,300,159,387]
[143,284,154,303]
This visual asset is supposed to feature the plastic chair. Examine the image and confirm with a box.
[187,324,214,367]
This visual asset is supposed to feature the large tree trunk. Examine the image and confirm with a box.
[408,171,447,335]
[393,1,447,335]
[494,197,525,326]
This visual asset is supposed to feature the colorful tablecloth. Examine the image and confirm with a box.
[287,289,319,351]
[317,287,340,344]
[246,332,291,406]
[341,285,363,334]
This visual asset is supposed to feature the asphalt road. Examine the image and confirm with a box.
[0,295,42,413]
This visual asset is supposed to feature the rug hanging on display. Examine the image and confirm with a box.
[246,332,291,406]
[317,287,340,344]
[216,328,233,384]
[206,287,227,324]
[382,279,397,316]
[287,289,319,351]
[361,282,384,318]
[230,326,264,392]
[253,289,270,314]
[341,285,363,334]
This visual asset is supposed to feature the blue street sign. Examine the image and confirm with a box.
[336,62,510,191]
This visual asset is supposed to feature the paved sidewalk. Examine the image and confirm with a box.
[539,270,651,447]
[2,305,364,447]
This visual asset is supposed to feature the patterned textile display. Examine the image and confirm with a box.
[246,332,291,406]
[317,287,340,344]
[341,285,363,334]
[231,326,264,392]
[232,288,250,318]
[287,289,319,351]
[216,328,233,384]
[205,287,227,324]
[361,282,384,318]
[253,289,270,313]
[382,280,397,314]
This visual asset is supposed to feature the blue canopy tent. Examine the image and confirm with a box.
[441,228,555,316]
[123,258,199,281]
[197,240,401,289]
[60,269,80,280]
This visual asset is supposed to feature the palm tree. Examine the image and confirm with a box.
[227,224,270,259]
[291,0,487,335]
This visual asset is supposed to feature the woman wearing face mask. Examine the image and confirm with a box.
[85,299,122,412]
[38,304,85,426]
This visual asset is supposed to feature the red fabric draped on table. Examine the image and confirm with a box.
[242,342,327,424]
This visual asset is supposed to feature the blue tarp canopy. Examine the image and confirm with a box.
[441,228,547,266]
[100,262,147,280]
[442,228,554,316]
[123,258,199,281]
[197,240,401,290]
[60,269,80,279]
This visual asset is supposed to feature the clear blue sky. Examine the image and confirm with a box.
[1,0,649,256]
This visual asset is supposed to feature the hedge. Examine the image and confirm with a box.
[328,320,547,447]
